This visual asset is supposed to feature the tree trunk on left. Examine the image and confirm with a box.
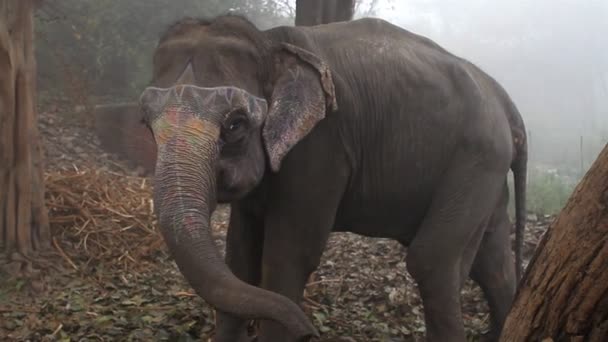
[0,0,49,269]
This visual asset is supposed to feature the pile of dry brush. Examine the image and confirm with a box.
[45,166,164,273]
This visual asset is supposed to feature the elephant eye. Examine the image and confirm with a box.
[228,118,245,132]
[221,112,249,146]
[225,109,248,133]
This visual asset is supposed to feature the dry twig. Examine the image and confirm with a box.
[52,236,78,270]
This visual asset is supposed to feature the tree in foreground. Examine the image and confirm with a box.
[0,0,49,271]
[500,142,608,341]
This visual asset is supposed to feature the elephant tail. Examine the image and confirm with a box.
[512,142,528,283]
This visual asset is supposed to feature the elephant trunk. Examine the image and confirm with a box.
[150,109,316,339]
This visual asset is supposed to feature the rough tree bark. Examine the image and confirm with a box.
[295,0,355,26]
[0,0,49,266]
[500,142,608,341]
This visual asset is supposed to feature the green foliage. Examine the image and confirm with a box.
[508,167,577,217]
[526,169,576,216]
[35,0,293,102]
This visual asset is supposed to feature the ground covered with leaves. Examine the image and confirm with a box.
[1,109,552,341]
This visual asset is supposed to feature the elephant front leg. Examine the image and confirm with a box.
[213,204,264,342]
[255,216,332,342]
[253,133,349,341]
[254,176,345,342]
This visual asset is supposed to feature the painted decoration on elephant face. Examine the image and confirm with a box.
[151,108,207,147]
[140,84,269,180]
[138,84,267,126]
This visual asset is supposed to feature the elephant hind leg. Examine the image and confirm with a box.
[405,159,506,342]
[469,185,517,341]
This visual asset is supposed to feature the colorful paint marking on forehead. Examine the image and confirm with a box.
[139,84,268,125]
[152,112,215,146]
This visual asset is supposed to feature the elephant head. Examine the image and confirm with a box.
[136,16,336,339]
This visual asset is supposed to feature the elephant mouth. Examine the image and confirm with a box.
[215,165,264,203]
[217,189,239,203]
[216,184,252,203]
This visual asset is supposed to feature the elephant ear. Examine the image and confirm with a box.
[263,42,337,172]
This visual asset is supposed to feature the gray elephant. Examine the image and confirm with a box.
[129,14,528,342]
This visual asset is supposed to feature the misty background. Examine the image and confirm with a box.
[34,0,608,214]
[371,0,608,176]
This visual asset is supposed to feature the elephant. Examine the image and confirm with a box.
[129,14,529,342]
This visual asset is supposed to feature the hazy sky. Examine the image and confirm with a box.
[375,0,440,31]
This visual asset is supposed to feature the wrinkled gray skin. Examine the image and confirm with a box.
[134,15,528,342]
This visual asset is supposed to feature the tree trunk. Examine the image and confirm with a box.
[322,0,355,24]
[295,0,355,26]
[500,142,608,341]
[0,0,49,265]
[295,0,323,26]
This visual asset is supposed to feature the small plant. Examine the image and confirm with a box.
[507,167,577,217]
[527,170,576,215]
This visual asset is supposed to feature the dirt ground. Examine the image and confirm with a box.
[0,108,552,341]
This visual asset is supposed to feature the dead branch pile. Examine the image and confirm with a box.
[44,166,164,273]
